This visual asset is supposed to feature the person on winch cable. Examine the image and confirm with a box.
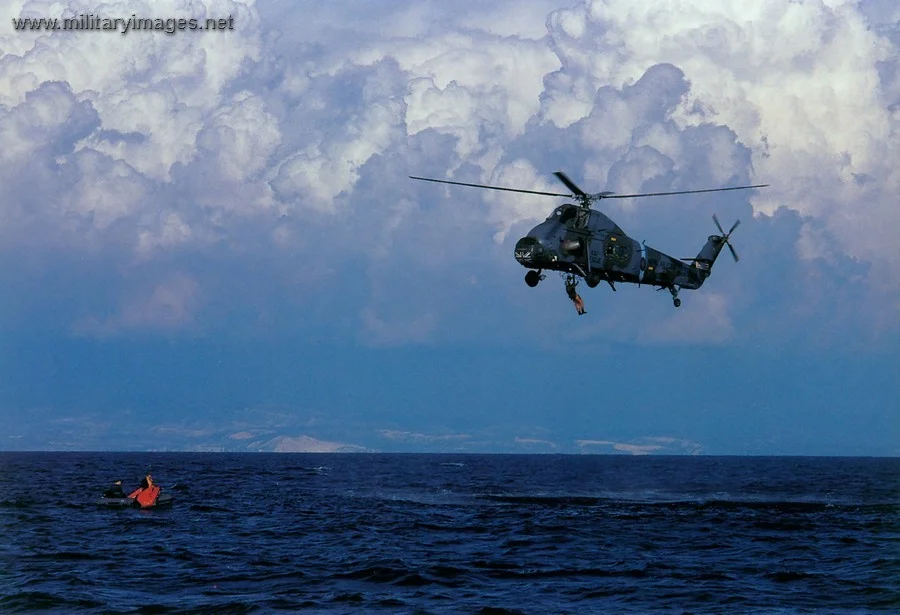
[565,278,586,315]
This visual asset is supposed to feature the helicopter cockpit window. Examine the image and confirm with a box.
[558,206,577,224]
[554,205,588,229]
[573,208,589,229]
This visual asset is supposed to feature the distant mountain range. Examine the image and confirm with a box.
[2,405,705,454]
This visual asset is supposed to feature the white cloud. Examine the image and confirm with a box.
[197,91,281,185]
[62,149,151,231]
[639,292,735,344]
[390,32,559,139]
[270,60,408,213]
[72,272,201,336]
[2,1,263,180]
[2,0,898,343]
[136,211,193,257]
[0,1,267,254]
[482,158,564,243]
[359,307,437,347]
[0,80,95,162]
[542,0,900,279]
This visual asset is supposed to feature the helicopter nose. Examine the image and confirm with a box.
[514,236,551,266]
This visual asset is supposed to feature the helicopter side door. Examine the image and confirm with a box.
[584,214,606,271]
[556,206,591,264]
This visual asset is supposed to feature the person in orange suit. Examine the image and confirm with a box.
[129,473,161,507]
[565,278,586,315]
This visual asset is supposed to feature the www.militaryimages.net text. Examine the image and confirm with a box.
[11,14,235,34]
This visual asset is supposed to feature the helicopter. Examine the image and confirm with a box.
[409,171,768,309]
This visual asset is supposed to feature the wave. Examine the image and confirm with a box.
[475,492,899,512]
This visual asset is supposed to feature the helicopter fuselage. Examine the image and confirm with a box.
[409,170,755,309]
[514,203,718,291]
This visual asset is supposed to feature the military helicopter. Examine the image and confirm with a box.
[409,171,768,309]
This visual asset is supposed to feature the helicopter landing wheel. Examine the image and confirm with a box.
[585,273,601,288]
[667,285,681,308]
[525,270,541,287]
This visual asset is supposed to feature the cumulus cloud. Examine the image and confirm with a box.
[542,0,899,275]
[2,1,262,174]
[196,91,281,186]
[0,0,265,253]
[270,59,409,213]
[638,292,735,344]
[2,0,898,344]
[359,306,437,346]
[72,272,201,336]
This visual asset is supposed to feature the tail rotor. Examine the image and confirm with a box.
[713,214,740,263]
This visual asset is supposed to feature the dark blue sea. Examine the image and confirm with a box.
[1,453,898,613]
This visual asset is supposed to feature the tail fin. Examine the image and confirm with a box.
[687,215,740,281]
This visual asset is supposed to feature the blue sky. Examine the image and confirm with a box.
[1,0,898,454]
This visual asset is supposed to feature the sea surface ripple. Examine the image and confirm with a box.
[1,453,898,613]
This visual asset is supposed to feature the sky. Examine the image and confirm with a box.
[1,0,898,455]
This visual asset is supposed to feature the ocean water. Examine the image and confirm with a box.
[1,453,897,613]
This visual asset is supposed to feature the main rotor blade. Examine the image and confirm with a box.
[601,184,769,200]
[409,176,571,198]
[411,174,769,203]
[553,171,588,196]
